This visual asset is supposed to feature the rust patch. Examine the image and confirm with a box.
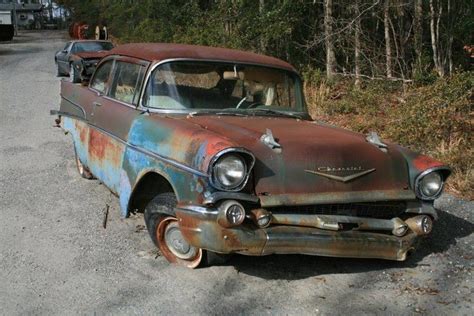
[413,155,443,171]
[89,128,121,166]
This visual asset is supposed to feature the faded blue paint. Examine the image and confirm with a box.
[87,149,124,195]
[119,170,132,217]
[63,115,213,218]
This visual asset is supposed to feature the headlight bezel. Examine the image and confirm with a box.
[209,148,255,192]
[414,167,449,200]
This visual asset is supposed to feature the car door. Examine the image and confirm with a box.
[57,42,72,73]
[87,57,148,193]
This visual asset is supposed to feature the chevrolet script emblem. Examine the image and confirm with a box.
[305,167,375,183]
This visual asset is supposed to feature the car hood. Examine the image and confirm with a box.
[73,51,108,59]
[182,115,412,201]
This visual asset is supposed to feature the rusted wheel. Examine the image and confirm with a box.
[74,146,94,179]
[156,217,203,268]
[144,193,203,268]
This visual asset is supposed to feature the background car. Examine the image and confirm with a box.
[55,40,114,83]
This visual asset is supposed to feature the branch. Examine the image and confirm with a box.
[305,0,381,49]
[334,72,413,83]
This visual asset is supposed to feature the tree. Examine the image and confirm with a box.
[413,0,423,69]
[384,0,393,78]
[430,0,444,77]
[354,0,362,87]
[324,0,336,79]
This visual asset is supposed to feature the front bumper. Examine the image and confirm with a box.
[175,204,426,261]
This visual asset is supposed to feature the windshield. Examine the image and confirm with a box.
[72,42,113,53]
[142,61,306,114]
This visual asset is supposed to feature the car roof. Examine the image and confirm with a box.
[107,43,296,72]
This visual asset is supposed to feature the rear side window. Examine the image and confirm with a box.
[90,60,113,94]
[63,42,71,51]
[109,61,145,105]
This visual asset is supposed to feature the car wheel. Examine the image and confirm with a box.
[144,193,205,268]
[74,146,94,179]
[69,64,80,83]
[56,63,64,77]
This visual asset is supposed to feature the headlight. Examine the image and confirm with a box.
[416,171,444,200]
[212,154,247,190]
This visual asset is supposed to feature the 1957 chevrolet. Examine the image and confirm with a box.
[52,43,450,268]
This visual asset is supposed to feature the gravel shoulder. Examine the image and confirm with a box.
[0,31,473,315]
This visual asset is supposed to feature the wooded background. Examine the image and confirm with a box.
[58,0,473,197]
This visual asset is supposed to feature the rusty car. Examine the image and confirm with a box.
[55,40,114,83]
[51,43,450,268]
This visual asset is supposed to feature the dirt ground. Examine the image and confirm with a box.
[0,31,473,315]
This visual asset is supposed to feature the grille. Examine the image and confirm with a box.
[268,201,407,219]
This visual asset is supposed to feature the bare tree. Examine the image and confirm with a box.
[413,0,423,68]
[324,0,336,79]
[259,0,266,54]
[430,0,445,77]
[384,0,393,78]
[354,0,362,87]
[447,0,453,74]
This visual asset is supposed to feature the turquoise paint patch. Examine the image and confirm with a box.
[119,170,132,218]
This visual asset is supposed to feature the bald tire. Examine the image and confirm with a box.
[144,193,231,267]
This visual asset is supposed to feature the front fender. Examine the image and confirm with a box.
[396,145,451,189]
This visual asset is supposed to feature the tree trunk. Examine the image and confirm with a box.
[447,0,453,74]
[354,0,361,88]
[430,0,444,77]
[384,0,392,78]
[413,0,423,67]
[324,0,336,79]
[259,0,266,54]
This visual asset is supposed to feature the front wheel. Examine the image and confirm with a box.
[144,193,203,268]
[56,62,64,77]
[144,193,230,268]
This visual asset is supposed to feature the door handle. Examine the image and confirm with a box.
[92,101,102,107]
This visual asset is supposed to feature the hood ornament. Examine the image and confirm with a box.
[305,167,376,183]
[261,129,281,152]
[366,131,388,153]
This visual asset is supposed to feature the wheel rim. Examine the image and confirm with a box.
[156,217,202,268]
[69,65,74,82]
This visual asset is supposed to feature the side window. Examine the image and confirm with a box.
[63,42,71,51]
[109,61,145,105]
[90,60,113,94]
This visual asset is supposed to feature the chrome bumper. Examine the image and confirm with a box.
[175,204,429,261]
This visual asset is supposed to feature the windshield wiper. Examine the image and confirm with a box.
[188,109,247,117]
[248,108,303,119]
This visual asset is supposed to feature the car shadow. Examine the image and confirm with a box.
[226,209,474,280]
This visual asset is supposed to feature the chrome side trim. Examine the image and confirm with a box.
[127,142,208,177]
[57,113,208,177]
[60,95,87,117]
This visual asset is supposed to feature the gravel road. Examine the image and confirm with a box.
[0,31,473,315]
